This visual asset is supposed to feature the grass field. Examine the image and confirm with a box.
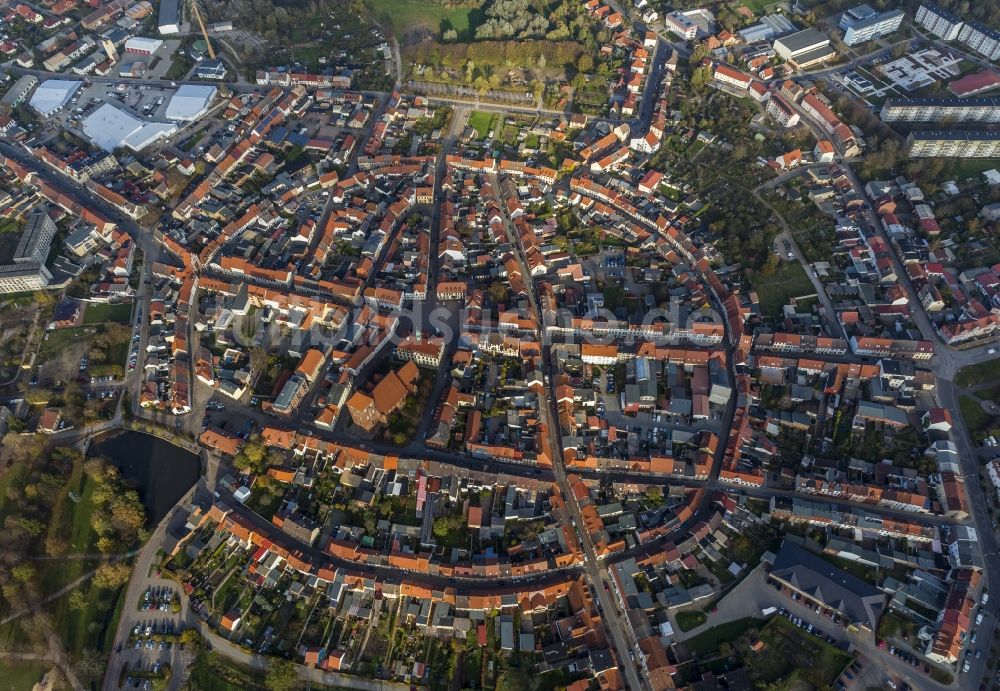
[750,262,814,318]
[750,616,852,688]
[675,610,707,632]
[0,460,28,525]
[188,651,267,691]
[40,458,99,594]
[685,617,762,656]
[956,359,1000,389]
[82,301,133,325]
[946,158,1000,181]
[37,457,132,657]
[0,659,50,690]
[959,395,993,441]
[366,0,478,38]
[467,111,498,140]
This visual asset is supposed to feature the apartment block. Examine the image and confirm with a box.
[906,130,1000,158]
[0,211,56,294]
[839,6,904,46]
[958,20,1000,61]
[914,2,964,41]
[880,97,1000,124]
[766,93,800,128]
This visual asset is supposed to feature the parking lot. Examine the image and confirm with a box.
[59,81,182,133]
[116,586,185,690]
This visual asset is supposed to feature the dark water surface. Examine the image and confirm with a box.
[88,430,201,524]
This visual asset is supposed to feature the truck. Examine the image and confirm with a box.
[761,607,778,617]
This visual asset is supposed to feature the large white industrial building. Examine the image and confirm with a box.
[81,103,177,152]
[28,79,81,116]
[164,84,216,121]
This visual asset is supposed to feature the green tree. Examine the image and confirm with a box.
[67,590,87,612]
[93,562,131,590]
[691,65,713,90]
[11,563,35,584]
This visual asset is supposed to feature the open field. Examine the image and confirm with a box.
[676,610,707,632]
[188,651,267,691]
[749,262,814,318]
[750,616,852,687]
[82,301,133,325]
[956,359,1000,389]
[467,110,498,140]
[367,0,479,39]
[959,395,993,441]
[684,617,762,656]
[0,660,51,690]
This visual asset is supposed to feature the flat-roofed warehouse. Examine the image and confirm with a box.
[164,84,217,121]
[81,102,177,152]
[28,79,81,117]
[774,28,837,68]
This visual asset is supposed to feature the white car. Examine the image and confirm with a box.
[988,348,996,355]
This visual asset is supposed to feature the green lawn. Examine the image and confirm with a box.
[82,301,133,325]
[37,326,87,361]
[467,111,497,140]
[685,617,763,656]
[366,0,479,38]
[39,458,100,593]
[749,616,852,688]
[675,610,707,632]
[946,158,1000,181]
[956,359,1000,389]
[0,660,50,690]
[35,457,133,658]
[978,383,1000,405]
[750,262,814,318]
[959,395,994,441]
[188,651,267,691]
[0,460,28,525]
[738,0,782,13]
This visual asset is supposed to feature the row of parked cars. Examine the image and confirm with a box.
[141,585,175,611]
[776,607,846,649]
[834,659,864,691]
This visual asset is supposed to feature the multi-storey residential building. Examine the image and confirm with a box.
[915,2,964,40]
[766,92,800,127]
[0,212,56,294]
[15,212,56,265]
[839,6,904,46]
[906,130,1000,158]
[880,97,1000,123]
[663,11,698,40]
[958,20,1000,60]
[712,63,753,90]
